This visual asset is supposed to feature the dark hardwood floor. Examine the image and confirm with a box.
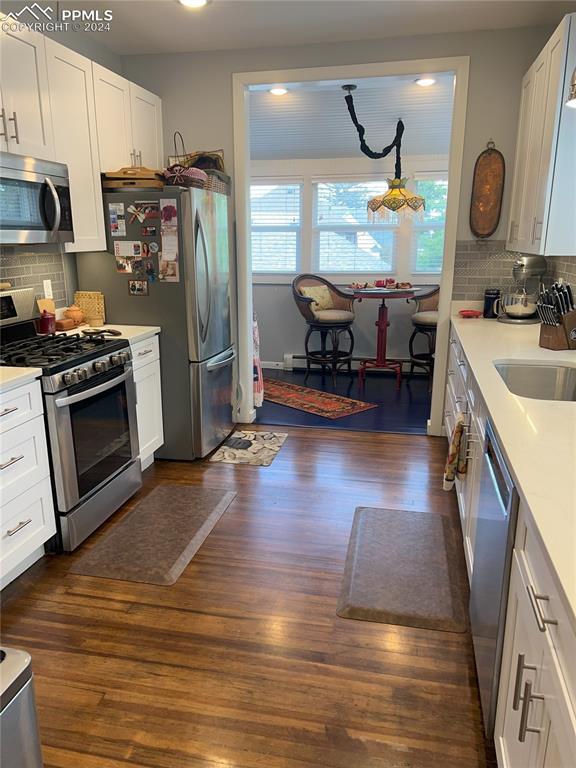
[1,426,491,768]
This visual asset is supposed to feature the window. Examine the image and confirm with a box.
[411,175,448,274]
[314,181,396,273]
[249,170,448,279]
[250,183,302,272]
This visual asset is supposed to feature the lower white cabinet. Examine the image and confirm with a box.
[495,554,576,767]
[0,378,55,588]
[131,335,164,470]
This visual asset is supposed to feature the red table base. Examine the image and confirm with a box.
[358,298,403,389]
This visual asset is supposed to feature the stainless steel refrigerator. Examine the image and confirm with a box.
[77,186,235,460]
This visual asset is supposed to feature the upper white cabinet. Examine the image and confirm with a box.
[130,82,164,169]
[0,25,54,160]
[46,40,106,253]
[92,63,133,171]
[93,63,164,171]
[507,14,576,256]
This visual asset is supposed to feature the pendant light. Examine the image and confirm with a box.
[342,84,425,220]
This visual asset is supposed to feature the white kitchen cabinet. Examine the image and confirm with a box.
[131,335,164,471]
[0,378,55,590]
[93,63,163,172]
[45,40,106,253]
[495,554,576,768]
[130,82,164,169]
[507,14,575,256]
[92,63,133,171]
[0,25,54,159]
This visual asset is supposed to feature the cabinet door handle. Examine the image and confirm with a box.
[137,150,143,166]
[526,584,558,632]
[512,654,537,711]
[518,680,543,742]
[533,221,542,242]
[8,111,19,143]
[0,406,18,417]
[130,149,135,166]
[0,454,24,471]
[509,220,517,241]
[137,349,153,357]
[0,108,7,140]
[6,518,32,537]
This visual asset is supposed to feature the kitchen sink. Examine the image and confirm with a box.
[494,361,576,401]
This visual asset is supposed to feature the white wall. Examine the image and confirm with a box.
[122,24,551,364]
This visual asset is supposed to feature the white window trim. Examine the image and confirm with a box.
[250,157,448,284]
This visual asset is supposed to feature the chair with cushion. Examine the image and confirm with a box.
[407,287,440,381]
[292,274,355,383]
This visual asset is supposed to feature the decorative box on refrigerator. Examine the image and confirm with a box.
[76,186,235,460]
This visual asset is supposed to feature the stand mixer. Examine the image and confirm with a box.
[495,254,547,324]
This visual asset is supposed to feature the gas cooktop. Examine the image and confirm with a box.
[0,331,129,375]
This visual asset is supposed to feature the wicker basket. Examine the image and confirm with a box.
[74,291,105,327]
[203,169,231,196]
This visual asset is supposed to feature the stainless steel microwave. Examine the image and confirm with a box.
[0,152,74,245]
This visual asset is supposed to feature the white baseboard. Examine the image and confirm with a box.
[261,361,285,370]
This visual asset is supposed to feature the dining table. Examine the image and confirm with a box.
[350,284,440,388]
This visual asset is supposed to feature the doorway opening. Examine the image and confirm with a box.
[233,58,469,435]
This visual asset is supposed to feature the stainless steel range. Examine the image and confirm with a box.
[1,314,142,551]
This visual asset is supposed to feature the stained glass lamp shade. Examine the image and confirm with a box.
[367,177,426,221]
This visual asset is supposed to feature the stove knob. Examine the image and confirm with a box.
[63,371,78,386]
[76,367,88,381]
[109,354,123,366]
[93,360,108,373]
[121,351,131,364]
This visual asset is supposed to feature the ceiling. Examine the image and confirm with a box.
[249,74,455,160]
[47,0,575,55]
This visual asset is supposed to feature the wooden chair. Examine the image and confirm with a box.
[292,274,355,383]
[407,287,440,381]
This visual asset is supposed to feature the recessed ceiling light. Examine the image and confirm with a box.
[179,0,208,8]
[269,87,288,96]
[415,78,436,87]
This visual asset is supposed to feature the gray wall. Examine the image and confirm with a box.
[123,25,552,242]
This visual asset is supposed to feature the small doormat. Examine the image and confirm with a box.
[264,378,377,419]
[210,430,287,466]
[337,507,468,633]
[70,485,236,585]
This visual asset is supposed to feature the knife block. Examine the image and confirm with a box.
[539,309,576,350]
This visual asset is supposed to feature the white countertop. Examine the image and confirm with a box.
[0,367,42,394]
[62,324,161,344]
[451,317,576,618]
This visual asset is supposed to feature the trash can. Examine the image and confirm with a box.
[0,648,44,768]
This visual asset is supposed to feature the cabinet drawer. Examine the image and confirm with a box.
[0,415,50,506]
[516,508,576,711]
[0,478,55,577]
[449,334,469,387]
[0,379,43,434]
[131,335,159,371]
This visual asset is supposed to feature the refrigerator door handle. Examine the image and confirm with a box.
[195,211,212,343]
[207,348,236,372]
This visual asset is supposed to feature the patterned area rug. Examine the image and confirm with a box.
[264,378,377,419]
[210,430,287,466]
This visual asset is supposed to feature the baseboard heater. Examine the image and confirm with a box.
[262,354,412,371]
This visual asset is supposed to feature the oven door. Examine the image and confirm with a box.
[45,366,139,513]
[0,155,74,245]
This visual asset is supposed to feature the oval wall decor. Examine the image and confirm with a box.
[469,141,505,239]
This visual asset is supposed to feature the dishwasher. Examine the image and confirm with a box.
[469,420,519,739]
[0,648,44,768]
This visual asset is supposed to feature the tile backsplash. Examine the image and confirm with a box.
[453,240,576,300]
[0,247,70,308]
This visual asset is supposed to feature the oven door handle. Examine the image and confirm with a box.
[54,371,130,408]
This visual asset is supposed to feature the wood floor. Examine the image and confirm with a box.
[2,426,491,768]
